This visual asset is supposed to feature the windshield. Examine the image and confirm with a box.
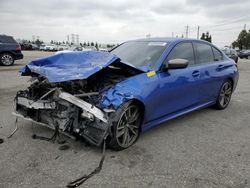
[110,41,168,68]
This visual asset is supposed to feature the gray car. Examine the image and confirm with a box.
[221,48,238,63]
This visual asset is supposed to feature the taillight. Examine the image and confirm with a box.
[16,44,21,51]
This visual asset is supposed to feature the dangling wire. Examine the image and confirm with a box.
[66,138,107,188]
[7,117,18,139]
[32,125,59,142]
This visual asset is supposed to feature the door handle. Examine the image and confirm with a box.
[217,64,224,71]
[192,70,200,77]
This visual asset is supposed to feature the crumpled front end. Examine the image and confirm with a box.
[14,51,144,146]
[14,83,109,146]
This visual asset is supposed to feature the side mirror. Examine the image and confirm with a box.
[166,58,189,69]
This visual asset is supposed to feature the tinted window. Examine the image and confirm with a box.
[195,43,214,64]
[111,41,168,68]
[212,47,223,61]
[0,35,16,43]
[167,42,195,65]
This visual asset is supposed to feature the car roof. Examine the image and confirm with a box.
[130,37,203,43]
[127,37,220,50]
[0,35,17,43]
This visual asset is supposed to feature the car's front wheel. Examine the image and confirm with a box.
[108,102,142,151]
[0,53,14,66]
[215,80,233,110]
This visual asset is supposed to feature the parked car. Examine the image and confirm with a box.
[98,48,109,52]
[44,44,57,51]
[238,50,250,59]
[14,38,238,150]
[84,46,97,51]
[39,44,46,51]
[56,44,69,51]
[221,48,238,63]
[55,46,84,54]
[0,35,23,66]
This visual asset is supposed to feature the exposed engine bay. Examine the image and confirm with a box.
[14,63,140,146]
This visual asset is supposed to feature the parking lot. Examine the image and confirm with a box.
[0,51,249,188]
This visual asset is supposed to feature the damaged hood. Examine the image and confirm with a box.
[21,51,145,83]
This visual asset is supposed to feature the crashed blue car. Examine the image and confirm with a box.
[14,38,239,150]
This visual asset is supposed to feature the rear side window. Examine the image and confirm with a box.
[212,47,223,61]
[167,42,195,65]
[0,35,16,43]
[195,42,214,64]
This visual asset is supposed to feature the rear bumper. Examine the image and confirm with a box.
[14,52,23,60]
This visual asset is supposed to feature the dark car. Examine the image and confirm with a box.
[14,38,238,150]
[20,43,39,51]
[0,35,23,66]
[238,49,250,59]
[221,48,238,63]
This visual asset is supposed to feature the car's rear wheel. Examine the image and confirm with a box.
[108,102,142,151]
[0,53,14,66]
[215,80,233,110]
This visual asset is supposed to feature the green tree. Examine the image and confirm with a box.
[232,29,250,49]
[95,42,98,50]
[200,32,212,43]
[35,39,43,47]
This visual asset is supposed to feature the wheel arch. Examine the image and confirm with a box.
[0,51,15,57]
[226,77,234,88]
[129,99,145,132]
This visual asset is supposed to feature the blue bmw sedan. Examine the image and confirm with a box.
[15,38,238,150]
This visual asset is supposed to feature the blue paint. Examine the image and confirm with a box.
[101,38,239,131]
[20,38,239,132]
[20,51,145,83]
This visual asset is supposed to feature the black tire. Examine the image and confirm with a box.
[0,53,14,66]
[215,80,233,110]
[108,101,142,151]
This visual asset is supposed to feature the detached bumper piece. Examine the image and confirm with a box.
[14,90,109,146]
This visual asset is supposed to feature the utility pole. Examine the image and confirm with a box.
[172,32,174,38]
[244,24,246,30]
[185,25,189,38]
[197,26,200,39]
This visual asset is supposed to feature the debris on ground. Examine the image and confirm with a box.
[0,138,4,144]
[58,144,70,150]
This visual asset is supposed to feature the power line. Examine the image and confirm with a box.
[202,15,250,29]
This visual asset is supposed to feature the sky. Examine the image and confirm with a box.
[0,0,250,47]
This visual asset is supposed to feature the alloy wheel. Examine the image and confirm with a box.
[1,54,14,66]
[219,82,232,108]
[116,105,140,148]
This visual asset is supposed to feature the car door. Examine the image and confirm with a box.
[151,42,200,120]
[194,42,224,103]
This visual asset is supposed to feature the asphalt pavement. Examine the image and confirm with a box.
[0,51,249,188]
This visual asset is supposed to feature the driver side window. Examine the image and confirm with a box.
[166,42,195,65]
